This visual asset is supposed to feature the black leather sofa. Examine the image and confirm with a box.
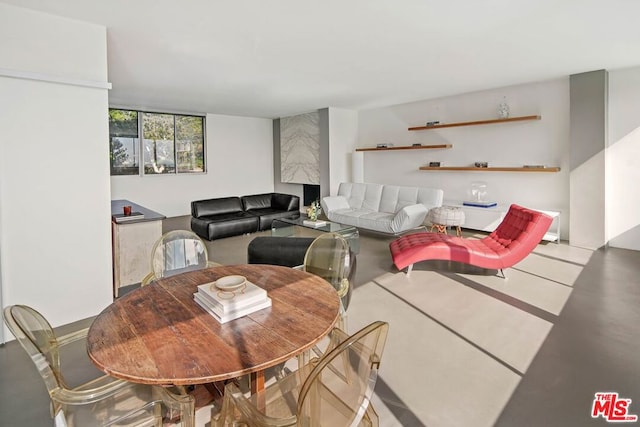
[191,193,300,241]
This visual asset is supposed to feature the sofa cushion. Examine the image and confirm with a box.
[328,208,395,233]
[337,182,383,211]
[192,197,243,217]
[379,186,417,213]
[205,213,259,240]
[247,208,300,231]
[271,193,300,212]
[417,188,444,211]
[242,194,273,211]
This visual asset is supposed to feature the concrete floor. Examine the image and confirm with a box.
[1,217,638,426]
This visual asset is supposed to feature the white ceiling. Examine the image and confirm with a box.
[4,0,640,118]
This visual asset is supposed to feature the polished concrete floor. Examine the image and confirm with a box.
[1,217,639,426]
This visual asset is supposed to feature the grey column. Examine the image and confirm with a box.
[569,70,607,249]
[318,108,330,199]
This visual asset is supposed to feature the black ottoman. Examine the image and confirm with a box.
[247,236,356,310]
[247,236,315,267]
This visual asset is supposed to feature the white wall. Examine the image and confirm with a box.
[357,78,570,239]
[328,108,359,195]
[0,4,112,338]
[110,114,274,217]
[607,66,640,250]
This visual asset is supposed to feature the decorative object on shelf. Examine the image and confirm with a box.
[412,143,422,147]
[474,162,488,168]
[498,97,510,119]
[307,199,322,221]
[469,181,488,202]
[376,143,394,149]
[429,162,441,167]
[426,121,440,127]
[464,182,496,207]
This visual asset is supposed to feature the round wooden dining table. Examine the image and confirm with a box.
[87,264,341,393]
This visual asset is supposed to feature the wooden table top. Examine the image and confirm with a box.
[87,264,340,386]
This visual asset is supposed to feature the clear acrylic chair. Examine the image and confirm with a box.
[303,233,353,329]
[3,304,195,427]
[141,229,220,285]
[213,321,389,427]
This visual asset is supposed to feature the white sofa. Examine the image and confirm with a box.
[321,182,443,234]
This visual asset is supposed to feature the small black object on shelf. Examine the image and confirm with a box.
[426,121,440,127]
[412,143,422,147]
[429,162,441,167]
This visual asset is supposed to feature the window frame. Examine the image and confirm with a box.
[109,108,206,177]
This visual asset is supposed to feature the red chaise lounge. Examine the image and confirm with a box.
[389,204,553,278]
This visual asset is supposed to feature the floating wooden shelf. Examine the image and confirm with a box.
[408,115,541,131]
[419,166,560,172]
[355,144,452,152]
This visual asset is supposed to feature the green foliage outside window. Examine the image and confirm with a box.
[109,109,205,176]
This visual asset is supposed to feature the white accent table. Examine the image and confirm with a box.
[442,200,560,242]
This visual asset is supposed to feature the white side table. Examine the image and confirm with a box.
[427,206,466,236]
[441,200,560,242]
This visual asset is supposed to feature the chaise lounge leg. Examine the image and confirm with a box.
[498,268,507,279]
[406,264,413,277]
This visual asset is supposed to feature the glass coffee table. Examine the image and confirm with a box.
[271,216,360,254]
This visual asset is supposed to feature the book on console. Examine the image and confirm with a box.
[112,212,145,222]
[194,293,272,324]
[302,219,327,227]
[462,201,498,208]
[195,281,268,313]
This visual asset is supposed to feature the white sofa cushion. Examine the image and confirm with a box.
[338,182,383,211]
[328,208,395,233]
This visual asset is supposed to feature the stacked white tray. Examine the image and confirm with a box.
[194,275,271,323]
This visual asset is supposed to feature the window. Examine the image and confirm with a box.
[109,110,139,175]
[109,109,205,176]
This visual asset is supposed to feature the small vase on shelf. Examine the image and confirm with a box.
[498,97,510,119]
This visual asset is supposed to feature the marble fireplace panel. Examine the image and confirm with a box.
[280,112,320,184]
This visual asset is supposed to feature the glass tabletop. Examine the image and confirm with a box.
[272,216,357,234]
[271,216,360,254]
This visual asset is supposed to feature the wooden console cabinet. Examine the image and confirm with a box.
[111,200,165,297]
